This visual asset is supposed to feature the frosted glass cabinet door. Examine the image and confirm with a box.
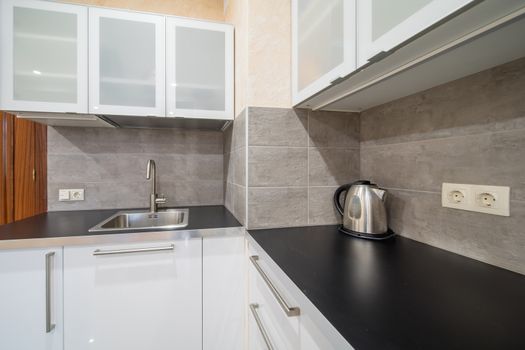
[89,8,165,116]
[0,0,88,113]
[357,0,474,66]
[0,247,64,350]
[166,18,233,120]
[292,0,356,105]
[64,239,202,350]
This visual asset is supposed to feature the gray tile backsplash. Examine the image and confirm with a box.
[223,109,247,225]
[361,57,525,275]
[248,187,308,229]
[245,107,360,229]
[248,147,308,187]
[48,127,224,211]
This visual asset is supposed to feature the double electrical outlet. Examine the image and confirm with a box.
[442,183,510,216]
[59,189,85,201]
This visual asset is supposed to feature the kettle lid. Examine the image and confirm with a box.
[352,180,373,186]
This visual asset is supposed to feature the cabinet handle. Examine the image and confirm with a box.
[249,303,274,350]
[93,244,175,256]
[45,252,55,333]
[249,256,300,317]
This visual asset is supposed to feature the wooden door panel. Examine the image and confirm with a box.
[34,122,47,215]
[0,113,15,225]
[1,112,46,224]
[14,118,36,221]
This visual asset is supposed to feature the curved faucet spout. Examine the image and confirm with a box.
[146,160,166,212]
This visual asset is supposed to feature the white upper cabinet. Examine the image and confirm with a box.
[0,0,88,113]
[0,247,63,350]
[292,0,356,105]
[166,18,233,120]
[89,8,165,116]
[64,239,202,350]
[357,0,474,66]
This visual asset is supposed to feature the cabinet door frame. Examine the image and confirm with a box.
[166,17,233,120]
[88,8,166,117]
[357,0,473,66]
[0,0,88,113]
[292,0,356,106]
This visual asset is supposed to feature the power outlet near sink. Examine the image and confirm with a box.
[59,189,85,201]
[442,183,510,216]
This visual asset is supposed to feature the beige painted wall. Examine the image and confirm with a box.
[247,0,291,109]
[66,0,225,21]
[226,0,292,115]
[225,0,248,116]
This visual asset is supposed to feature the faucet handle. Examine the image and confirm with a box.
[155,194,167,205]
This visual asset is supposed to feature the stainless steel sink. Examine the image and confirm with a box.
[89,209,189,232]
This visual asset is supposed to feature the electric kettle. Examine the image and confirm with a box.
[333,180,395,240]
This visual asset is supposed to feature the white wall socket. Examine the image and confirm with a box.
[442,183,510,216]
[59,189,85,202]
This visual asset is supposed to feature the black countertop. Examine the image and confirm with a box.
[248,226,525,350]
[0,205,240,241]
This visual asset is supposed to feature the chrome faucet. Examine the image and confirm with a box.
[146,160,167,212]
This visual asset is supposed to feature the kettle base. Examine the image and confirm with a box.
[338,226,396,240]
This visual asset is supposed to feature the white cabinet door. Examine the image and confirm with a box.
[292,0,356,105]
[203,234,245,350]
[0,0,87,113]
[357,0,474,66]
[89,8,165,116]
[166,18,233,120]
[0,247,63,350]
[64,239,201,350]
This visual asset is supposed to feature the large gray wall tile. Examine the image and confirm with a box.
[233,185,246,225]
[233,109,247,150]
[248,107,308,146]
[233,148,246,186]
[361,57,525,146]
[308,186,342,226]
[361,129,525,202]
[249,147,307,187]
[248,187,308,229]
[361,57,525,274]
[308,110,360,148]
[48,126,224,211]
[309,148,360,186]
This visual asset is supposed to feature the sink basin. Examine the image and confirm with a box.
[89,209,189,232]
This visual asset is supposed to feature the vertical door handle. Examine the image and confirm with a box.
[45,252,55,333]
[249,304,274,350]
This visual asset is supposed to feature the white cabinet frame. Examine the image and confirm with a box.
[357,0,474,66]
[166,18,233,120]
[88,8,165,117]
[0,0,88,113]
[292,0,356,105]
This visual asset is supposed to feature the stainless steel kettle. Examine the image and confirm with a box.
[334,180,394,240]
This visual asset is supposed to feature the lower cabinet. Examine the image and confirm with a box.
[63,239,202,350]
[203,235,246,350]
[0,247,63,350]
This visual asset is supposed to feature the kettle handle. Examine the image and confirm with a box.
[333,183,352,216]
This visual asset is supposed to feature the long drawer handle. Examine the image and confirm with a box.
[249,256,300,317]
[45,252,55,333]
[249,303,274,350]
[93,244,175,256]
